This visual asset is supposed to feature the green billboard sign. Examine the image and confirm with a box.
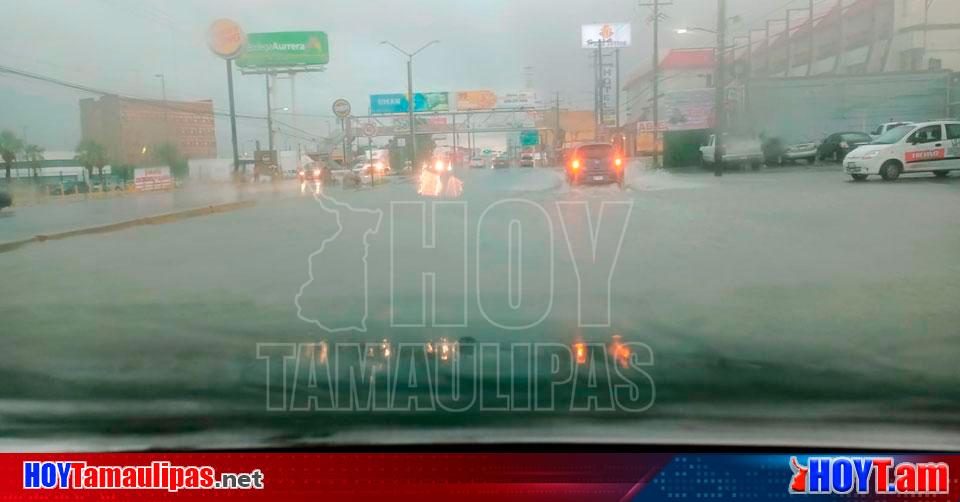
[237,31,329,68]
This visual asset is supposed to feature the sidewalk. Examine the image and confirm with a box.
[0,181,293,244]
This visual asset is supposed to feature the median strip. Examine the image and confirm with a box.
[0,199,256,254]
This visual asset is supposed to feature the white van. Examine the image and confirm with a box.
[842,120,960,181]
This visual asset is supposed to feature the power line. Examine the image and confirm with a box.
[0,63,328,139]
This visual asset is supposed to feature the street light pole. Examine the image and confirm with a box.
[381,40,439,169]
[406,56,416,165]
[155,73,168,143]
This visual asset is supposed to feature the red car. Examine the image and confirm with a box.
[565,143,624,188]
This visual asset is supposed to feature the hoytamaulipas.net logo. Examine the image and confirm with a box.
[23,461,264,492]
[789,456,949,495]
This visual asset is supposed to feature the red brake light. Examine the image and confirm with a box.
[571,159,580,170]
[614,157,622,167]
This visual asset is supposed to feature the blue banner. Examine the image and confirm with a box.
[370,92,449,114]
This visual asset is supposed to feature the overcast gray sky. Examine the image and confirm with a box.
[0,0,806,153]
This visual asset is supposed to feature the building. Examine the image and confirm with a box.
[621,48,716,165]
[80,95,216,165]
[740,0,960,79]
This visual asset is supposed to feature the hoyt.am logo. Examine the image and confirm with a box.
[789,457,950,495]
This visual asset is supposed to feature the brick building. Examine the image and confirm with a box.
[79,95,216,165]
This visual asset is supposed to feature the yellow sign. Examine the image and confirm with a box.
[208,19,246,59]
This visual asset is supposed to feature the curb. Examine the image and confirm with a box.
[0,199,257,254]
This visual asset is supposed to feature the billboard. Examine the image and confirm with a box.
[370,92,449,114]
[236,31,329,68]
[456,90,497,111]
[581,23,632,48]
[638,88,715,132]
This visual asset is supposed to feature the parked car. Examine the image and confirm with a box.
[565,142,624,188]
[782,141,820,164]
[519,153,535,168]
[870,121,914,140]
[0,190,11,211]
[818,132,872,162]
[843,120,960,181]
[700,134,764,170]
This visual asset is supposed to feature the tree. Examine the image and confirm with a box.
[0,130,24,180]
[150,142,189,180]
[75,139,108,185]
[24,144,45,178]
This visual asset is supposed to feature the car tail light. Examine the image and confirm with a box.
[574,342,587,365]
[614,157,623,168]
[571,159,580,170]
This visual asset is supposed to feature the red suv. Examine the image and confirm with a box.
[566,143,624,188]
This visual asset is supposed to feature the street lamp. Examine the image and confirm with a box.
[380,40,440,167]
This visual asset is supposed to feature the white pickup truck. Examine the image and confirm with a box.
[700,134,764,170]
[700,134,763,170]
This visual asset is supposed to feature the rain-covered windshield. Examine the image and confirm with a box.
[2,0,960,452]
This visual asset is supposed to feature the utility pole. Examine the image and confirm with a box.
[226,60,240,175]
[837,0,846,73]
[714,0,727,176]
[615,48,621,131]
[807,0,815,76]
[639,0,671,168]
[596,40,604,139]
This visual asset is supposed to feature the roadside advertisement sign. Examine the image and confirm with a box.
[638,88,715,132]
[207,19,246,59]
[456,90,497,110]
[369,92,450,114]
[236,31,329,68]
[133,166,172,192]
[581,23,632,48]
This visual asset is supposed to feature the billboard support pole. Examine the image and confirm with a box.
[265,74,274,152]
[227,59,241,175]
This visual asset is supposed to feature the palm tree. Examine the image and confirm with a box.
[24,144,45,178]
[0,130,24,180]
[75,140,108,187]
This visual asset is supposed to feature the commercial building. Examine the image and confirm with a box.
[621,48,716,165]
[740,0,960,79]
[79,95,216,165]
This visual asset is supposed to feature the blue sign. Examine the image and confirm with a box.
[370,92,449,114]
